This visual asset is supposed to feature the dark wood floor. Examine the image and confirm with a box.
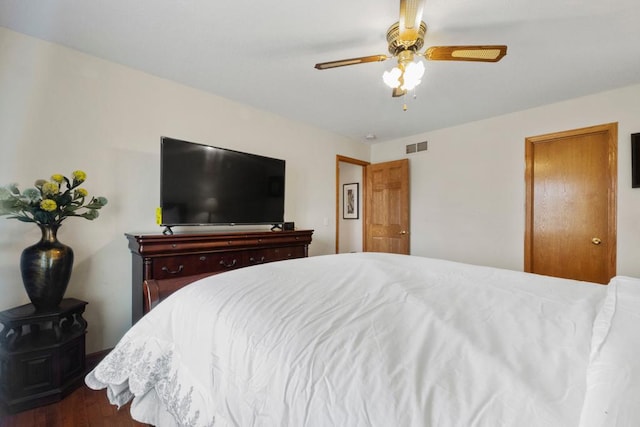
[0,384,151,427]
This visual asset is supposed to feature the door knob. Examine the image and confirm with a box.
[399,230,408,235]
[591,237,602,245]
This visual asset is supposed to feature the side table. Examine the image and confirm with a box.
[0,298,87,413]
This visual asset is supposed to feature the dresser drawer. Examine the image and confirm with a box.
[151,252,243,279]
[246,246,306,266]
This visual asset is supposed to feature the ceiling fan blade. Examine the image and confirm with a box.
[314,55,388,70]
[425,45,507,62]
[398,0,425,42]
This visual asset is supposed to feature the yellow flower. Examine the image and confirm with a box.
[40,199,57,212]
[75,188,88,197]
[41,182,59,196]
[72,170,87,183]
[51,174,64,183]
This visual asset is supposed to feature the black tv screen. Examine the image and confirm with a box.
[160,137,285,226]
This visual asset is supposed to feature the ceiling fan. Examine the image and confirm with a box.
[314,0,507,98]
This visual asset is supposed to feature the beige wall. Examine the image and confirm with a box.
[0,27,369,352]
[371,84,640,277]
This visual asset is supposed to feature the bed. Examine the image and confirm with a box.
[86,252,640,426]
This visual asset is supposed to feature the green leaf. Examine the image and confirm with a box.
[33,211,54,224]
[22,188,40,201]
[80,209,99,220]
[0,187,12,200]
[57,193,72,206]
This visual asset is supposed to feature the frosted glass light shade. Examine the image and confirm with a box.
[382,67,402,88]
[382,60,425,91]
[402,61,425,91]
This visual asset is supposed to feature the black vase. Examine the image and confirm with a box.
[20,224,74,310]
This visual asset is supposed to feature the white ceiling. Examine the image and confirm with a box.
[1,0,639,144]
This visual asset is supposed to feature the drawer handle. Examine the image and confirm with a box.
[219,259,237,268]
[161,265,184,275]
[249,256,266,264]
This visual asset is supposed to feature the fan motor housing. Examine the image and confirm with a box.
[386,21,427,55]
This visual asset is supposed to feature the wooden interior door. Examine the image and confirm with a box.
[524,123,617,284]
[364,159,410,254]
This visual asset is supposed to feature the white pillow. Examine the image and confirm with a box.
[579,276,640,427]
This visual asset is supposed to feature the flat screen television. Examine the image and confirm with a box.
[160,137,285,231]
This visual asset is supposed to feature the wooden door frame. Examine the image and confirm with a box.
[524,122,618,278]
[336,155,370,254]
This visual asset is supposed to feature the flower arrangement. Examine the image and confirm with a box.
[0,170,108,226]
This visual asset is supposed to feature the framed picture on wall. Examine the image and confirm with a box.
[343,183,359,219]
[633,133,640,188]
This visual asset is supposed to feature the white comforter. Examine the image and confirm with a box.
[86,253,630,426]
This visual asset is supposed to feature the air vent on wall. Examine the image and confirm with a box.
[406,141,428,154]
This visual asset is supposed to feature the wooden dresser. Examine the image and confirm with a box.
[126,229,314,323]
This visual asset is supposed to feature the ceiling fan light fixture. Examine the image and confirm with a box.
[383,67,403,88]
[401,60,425,90]
[383,49,424,91]
[383,59,425,91]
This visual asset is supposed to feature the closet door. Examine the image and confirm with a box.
[524,123,617,284]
